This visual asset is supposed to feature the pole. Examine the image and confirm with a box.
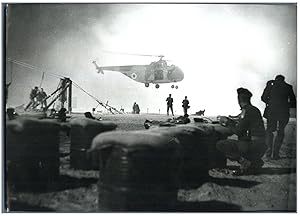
[60,78,66,108]
[68,79,72,113]
[46,83,70,110]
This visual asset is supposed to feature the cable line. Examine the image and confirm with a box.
[7,58,64,79]
[72,81,122,114]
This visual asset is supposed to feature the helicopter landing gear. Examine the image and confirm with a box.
[155,84,160,89]
[171,85,178,89]
[145,83,149,87]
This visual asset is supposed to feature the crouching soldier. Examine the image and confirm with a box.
[216,88,267,175]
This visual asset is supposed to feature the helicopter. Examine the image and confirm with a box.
[92,54,184,89]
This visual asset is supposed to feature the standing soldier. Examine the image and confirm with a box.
[262,75,296,160]
[261,80,274,119]
[166,94,174,116]
[216,88,267,175]
[24,86,39,111]
[135,103,140,114]
[37,88,48,109]
[182,96,190,117]
[132,102,137,114]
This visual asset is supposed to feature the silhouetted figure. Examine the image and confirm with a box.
[166,94,174,116]
[136,104,140,114]
[182,96,190,117]
[25,86,39,111]
[132,102,137,114]
[261,80,274,119]
[37,88,47,109]
[262,75,296,160]
[132,102,140,114]
[5,82,11,105]
[216,88,266,175]
[6,108,18,120]
[57,107,67,122]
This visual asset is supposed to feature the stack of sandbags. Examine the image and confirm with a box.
[283,120,296,145]
[70,118,117,170]
[89,131,182,211]
[6,118,60,192]
[149,123,232,184]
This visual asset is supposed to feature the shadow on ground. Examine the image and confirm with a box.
[179,174,261,189]
[174,200,242,212]
[252,167,296,175]
[97,200,242,212]
[209,176,261,188]
[9,174,98,193]
[7,201,55,212]
[51,174,98,191]
[226,165,296,176]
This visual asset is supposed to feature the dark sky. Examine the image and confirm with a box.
[5,4,297,115]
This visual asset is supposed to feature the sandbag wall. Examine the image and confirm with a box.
[90,131,183,211]
[6,118,61,192]
[150,123,231,183]
[70,118,117,170]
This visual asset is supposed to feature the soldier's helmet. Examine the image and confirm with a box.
[237,88,252,103]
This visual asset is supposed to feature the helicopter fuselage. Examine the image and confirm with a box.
[100,63,184,85]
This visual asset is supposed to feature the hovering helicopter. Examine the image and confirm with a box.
[92,54,184,89]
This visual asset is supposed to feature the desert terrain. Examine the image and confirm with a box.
[5,113,296,212]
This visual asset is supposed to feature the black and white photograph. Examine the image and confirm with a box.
[4,3,297,212]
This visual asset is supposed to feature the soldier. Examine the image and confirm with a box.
[261,80,274,119]
[6,108,18,120]
[216,88,267,175]
[132,102,137,114]
[135,103,140,114]
[182,96,190,117]
[166,94,174,116]
[262,75,296,160]
[24,86,39,110]
[37,88,47,109]
[57,107,67,122]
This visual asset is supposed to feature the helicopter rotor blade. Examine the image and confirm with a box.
[101,50,164,58]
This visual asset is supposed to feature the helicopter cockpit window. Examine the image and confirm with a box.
[167,65,176,79]
[154,70,164,80]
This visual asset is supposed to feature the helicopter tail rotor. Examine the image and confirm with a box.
[92,60,104,74]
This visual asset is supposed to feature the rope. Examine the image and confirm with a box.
[7,58,64,79]
[7,58,123,114]
[72,81,122,114]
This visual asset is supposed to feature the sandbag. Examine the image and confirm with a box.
[149,123,232,183]
[90,131,182,211]
[6,118,60,192]
[70,118,117,170]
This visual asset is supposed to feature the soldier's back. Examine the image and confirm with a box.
[269,81,293,116]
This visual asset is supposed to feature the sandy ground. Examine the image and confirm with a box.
[5,113,296,212]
